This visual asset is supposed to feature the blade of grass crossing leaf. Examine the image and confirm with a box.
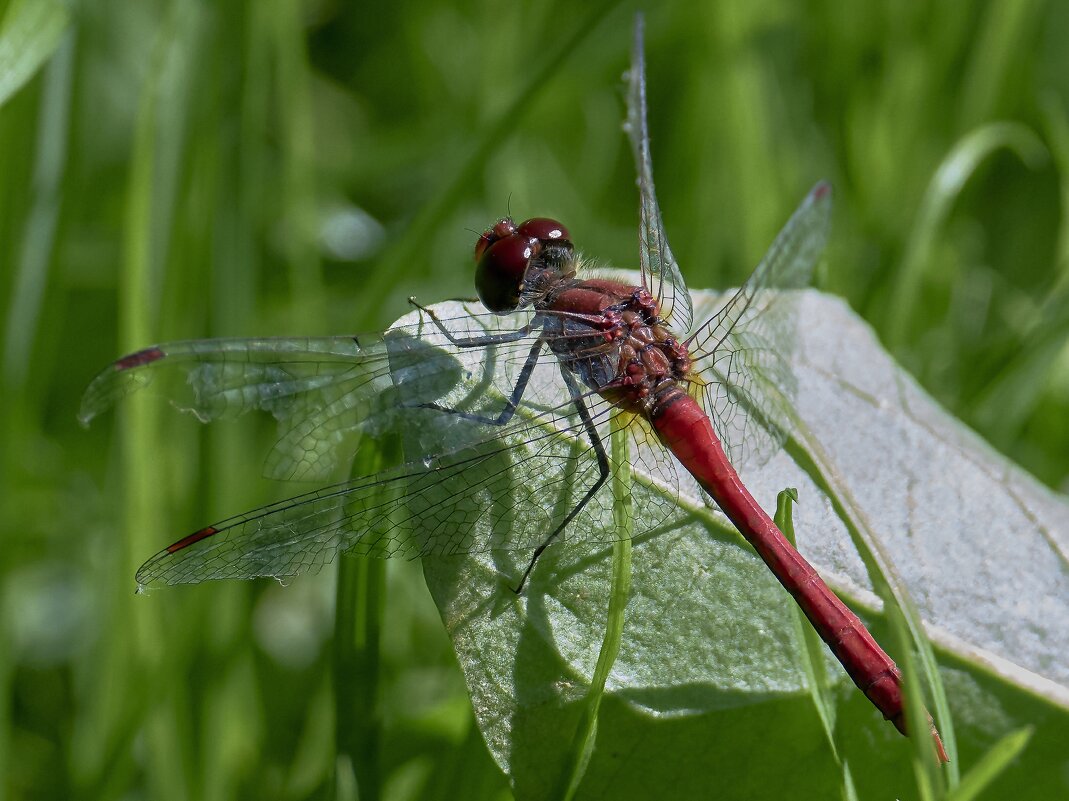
[783,421,958,775]
[558,411,633,801]
[943,726,1033,801]
[888,605,945,800]
[774,489,843,764]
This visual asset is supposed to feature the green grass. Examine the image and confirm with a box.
[2,1,1068,799]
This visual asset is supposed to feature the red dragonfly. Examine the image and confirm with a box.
[82,19,946,761]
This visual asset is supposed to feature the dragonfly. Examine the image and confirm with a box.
[81,17,946,762]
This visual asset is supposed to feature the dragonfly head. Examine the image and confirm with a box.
[474,217,572,312]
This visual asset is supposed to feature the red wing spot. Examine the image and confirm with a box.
[115,346,166,371]
[167,526,219,553]
[812,181,831,201]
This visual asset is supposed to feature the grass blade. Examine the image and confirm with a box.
[886,122,1046,347]
[557,411,633,800]
[944,727,1033,801]
[0,0,68,109]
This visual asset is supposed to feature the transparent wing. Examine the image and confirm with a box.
[81,311,543,483]
[83,305,686,587]
[685,182,832,469]
[626,15,693,335]
[84,333,430,483]
[133,398,596,585]
[132,393,684,587]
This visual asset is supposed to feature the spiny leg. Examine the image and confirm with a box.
[514,366,610,593]
[408,298,610,590]
[416,338,545,426]
[409,297,534,347]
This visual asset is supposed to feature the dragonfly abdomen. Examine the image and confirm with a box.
[652,393,947,761]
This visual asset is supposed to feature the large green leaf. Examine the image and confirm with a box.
[414,281,1069,800]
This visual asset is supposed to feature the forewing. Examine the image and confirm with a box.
[626,15,693,335]
[83,305,692,587]
[686,182,832,469]
[81,311,537,483]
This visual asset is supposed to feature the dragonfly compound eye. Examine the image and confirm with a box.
[474,217,518,262]
[516,217,570,243]
[475,234,539,312]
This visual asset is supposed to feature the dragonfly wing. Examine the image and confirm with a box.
[88,303,686,588]
[134,391,679,587]
[626,16,693,336]
[80,311,545,483]
[685,182,832,469]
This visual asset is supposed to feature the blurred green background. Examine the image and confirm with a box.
[2,0,1067,799]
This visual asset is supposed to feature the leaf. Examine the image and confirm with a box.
[418,280,1069,800]
[0,0,68,109]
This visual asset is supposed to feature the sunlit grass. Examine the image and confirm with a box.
[2,2,1067,799]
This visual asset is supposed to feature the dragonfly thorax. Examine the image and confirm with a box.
[544,280,692,417]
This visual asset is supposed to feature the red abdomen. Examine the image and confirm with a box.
[651,391,912,738]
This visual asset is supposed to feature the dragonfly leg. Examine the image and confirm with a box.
[416,339,545,427]
[410,297,534,347]
[514,367,610,593]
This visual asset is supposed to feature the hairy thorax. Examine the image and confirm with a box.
[541,278,692,416]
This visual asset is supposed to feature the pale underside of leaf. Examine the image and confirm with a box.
[423,283,1069,784]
